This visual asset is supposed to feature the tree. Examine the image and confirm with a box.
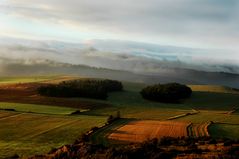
[140,83,192,103]
[37,79,123,100]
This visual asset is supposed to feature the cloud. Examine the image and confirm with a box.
[1,0,239,51]
[0,37,239,74]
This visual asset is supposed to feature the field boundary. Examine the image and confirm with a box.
[27,120,80,139]
[90,118,133,145]
[212,122,239,125]
[0,112,23,121]
[167,109,200,120]
[226,107,238,115]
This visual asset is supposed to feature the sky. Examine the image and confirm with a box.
[0,0,239,73]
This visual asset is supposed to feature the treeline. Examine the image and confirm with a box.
[37,79,123,99]
[140,83,192,103]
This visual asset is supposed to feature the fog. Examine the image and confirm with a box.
[1,37,239,75]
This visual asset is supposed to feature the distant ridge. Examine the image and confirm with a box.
[0,57,239,88]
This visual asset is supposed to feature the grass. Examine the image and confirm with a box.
[175,111,239,138]
[81,82,193,119]
[0,111,107,158]
[188,85,239,94]
[174,111,239,124]
[81,82,239,120]
[0,76,60,84]
[185,92,239,110]
[84,105,193,120]
[0,102,80,115]
[209,123,239,139]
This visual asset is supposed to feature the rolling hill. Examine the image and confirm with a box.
[1,57,239,88]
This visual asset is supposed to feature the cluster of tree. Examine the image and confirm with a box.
[37,79,123,99]
[28,137,239,159]
[140,83,192,103]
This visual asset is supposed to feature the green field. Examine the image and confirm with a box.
[188,85,239,94]
[0,102,79,115]
[174,111,239,124]
[82,82,239,119]
[209,123,239,139]
[0,111,107,158]
[0,76,60,84]
[1,76,239,157]
[174,110,239,139]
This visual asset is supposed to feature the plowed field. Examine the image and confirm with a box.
[108,120,190,142]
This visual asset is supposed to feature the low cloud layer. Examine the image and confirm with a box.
[0,37,238,74]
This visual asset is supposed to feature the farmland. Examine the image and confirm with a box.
[0,76,82,85]
[188,85,239,94]
[187,122,210,137]
[209,123,239,139]
[0,76,59,84]
[0,77,111,157]
[86,82,239,117]
[0,102,78,115]
[86,81,239,145]
[108,120,190,143]
[0,82,111,110]
[0,110,107,158]
[0,76,239,157]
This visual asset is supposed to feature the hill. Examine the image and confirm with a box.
[1,57,239,88]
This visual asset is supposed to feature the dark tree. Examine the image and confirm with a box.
[140,83,192,103]
[37,79,123,100]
